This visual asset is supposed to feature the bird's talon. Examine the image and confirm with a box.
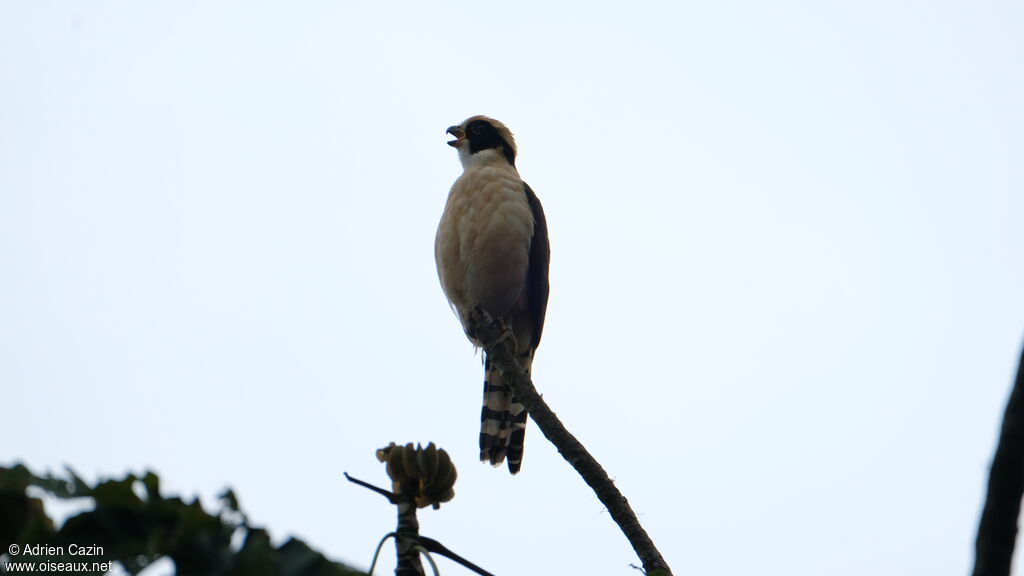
[465,306,495,341]
[493,318,519,352]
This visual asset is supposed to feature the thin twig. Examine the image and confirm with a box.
[470,316,673,576]
[973,345,1024,576]
[368,532,398,574]
[344,472,398,504]
[413,546,440,576]
[418,536,496,576]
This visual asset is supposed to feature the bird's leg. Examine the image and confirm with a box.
[465,306,493,343]
[466,307,518,353]
[494,317,518,354]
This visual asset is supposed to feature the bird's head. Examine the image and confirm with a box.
[447,116,517,166]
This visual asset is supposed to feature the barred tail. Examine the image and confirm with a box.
[480,354,532,474]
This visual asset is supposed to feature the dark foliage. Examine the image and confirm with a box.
[0,463,366,576]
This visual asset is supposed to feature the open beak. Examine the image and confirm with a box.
[446,125,465,147]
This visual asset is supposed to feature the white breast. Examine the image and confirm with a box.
[436,152,535,324]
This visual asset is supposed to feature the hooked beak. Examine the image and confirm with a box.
[446,125,465,147]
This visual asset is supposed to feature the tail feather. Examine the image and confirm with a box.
[479,353,532,474]
[505,400,528,473]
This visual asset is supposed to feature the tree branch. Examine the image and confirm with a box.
[470,316,673,576]
[974,344,1024,576]
[394,480,424,576]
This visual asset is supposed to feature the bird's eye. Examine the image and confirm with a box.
[471,123,487,135]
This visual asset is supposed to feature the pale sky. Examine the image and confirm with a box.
[2,2,1023,575]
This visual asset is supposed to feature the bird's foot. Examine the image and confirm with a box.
[466,307,517,352]
[465,306,493,343]
[494,317,518,353]
[467,306,493,328]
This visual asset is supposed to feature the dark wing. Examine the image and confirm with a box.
[523,182,550,350]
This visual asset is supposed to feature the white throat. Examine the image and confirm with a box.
[458,147,510,171]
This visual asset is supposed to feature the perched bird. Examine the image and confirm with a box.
[435,116,550,474]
